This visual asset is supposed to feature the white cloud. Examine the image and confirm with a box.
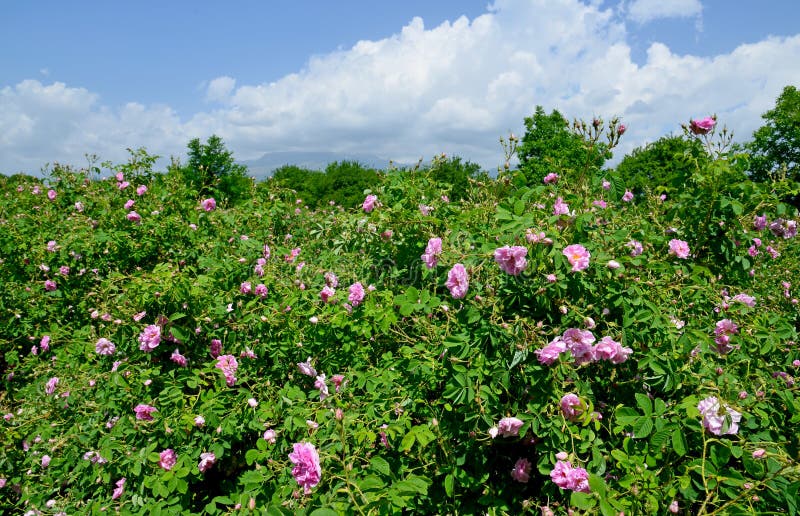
[626,0,703,24]
[205,76,236,103]
[0,80,190,173]
[1,0,799,175]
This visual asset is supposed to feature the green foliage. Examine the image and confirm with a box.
[425,154,484,201]
[270,161,384,209]
[516,106,609,186]
[747,85,800,184]
[1,116,799,515]
[615,135,709,195]
[182,135,252,204]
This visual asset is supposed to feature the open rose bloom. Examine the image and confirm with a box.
[289,442,322,494]
[690,116,716,135]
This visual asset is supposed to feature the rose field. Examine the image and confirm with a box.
[1,111,800,515]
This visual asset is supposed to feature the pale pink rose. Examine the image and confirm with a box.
[494,416,524,438]
[627,240,643,257]
[494,246,528,276]
[563,328,596,365]
[215,355,238,386]
[324,272,338,288]
[560,394,582,421]
[95,338,116,356]
[138,325,161,352]
[690,116,716,135]
[315,374,329,401]
[445,264,469,299]
[331,374,345,392]
[171,349,188,367]
[621,190,634,202]
[511,457,532,483]
[553,197,570,216]
[45,377,59,395]
[159,449,177,470]
[263,429,277,443]
[668,239,690,259]
[563,244,590,272]
[297,357,317,377]
[288,442,322,494]
[697,396,741,435]
[134,404,157,421]
[362,194,378,213]
[348,282,365,306]
[421,237,443,269]
[320,285,336,303]
[112,477,125,499]
[198,452,216,473]
[535,337,566,365]
[201,198,216,211]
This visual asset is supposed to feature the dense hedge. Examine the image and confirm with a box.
[1,122,799,515]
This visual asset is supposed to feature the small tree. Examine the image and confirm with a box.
[183,135,251,203]
[516,106,609,186]
[747,85,800,183]
[615,135,708,195]
[427,155,482,201]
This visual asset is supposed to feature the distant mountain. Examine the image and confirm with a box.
[240,151,409,179]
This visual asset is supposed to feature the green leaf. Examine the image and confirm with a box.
[633,417,653,438]
[394,475,429,495]
[710,445,731,468]
[672,428,688,456]
[245,449,260,466]
[444,473,455,497]
[635,393,653,416]
[570,491,596,510]
[588,474,607,496]
[370,456,391,477]
[310,509,339,516]
[615,406,639,425]
[400,431,416,452]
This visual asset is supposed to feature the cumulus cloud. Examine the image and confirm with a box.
[626,0,703,24]
[0,80,190,173]
[205,76,236,103]
[1,0,799,175]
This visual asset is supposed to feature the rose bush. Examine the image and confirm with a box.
[0,117,798,514]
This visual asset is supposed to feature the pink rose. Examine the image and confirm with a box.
[690,116,716,135]
[511,458,532,483]
[445,264,469,299]
[668,239,690,259]
[563,244,590,272]
[494,246,528,276]
[362,194,378,213]
[159,449,177,470]
[288,442,322,494]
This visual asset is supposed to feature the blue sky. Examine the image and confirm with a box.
[2,0,800,174]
